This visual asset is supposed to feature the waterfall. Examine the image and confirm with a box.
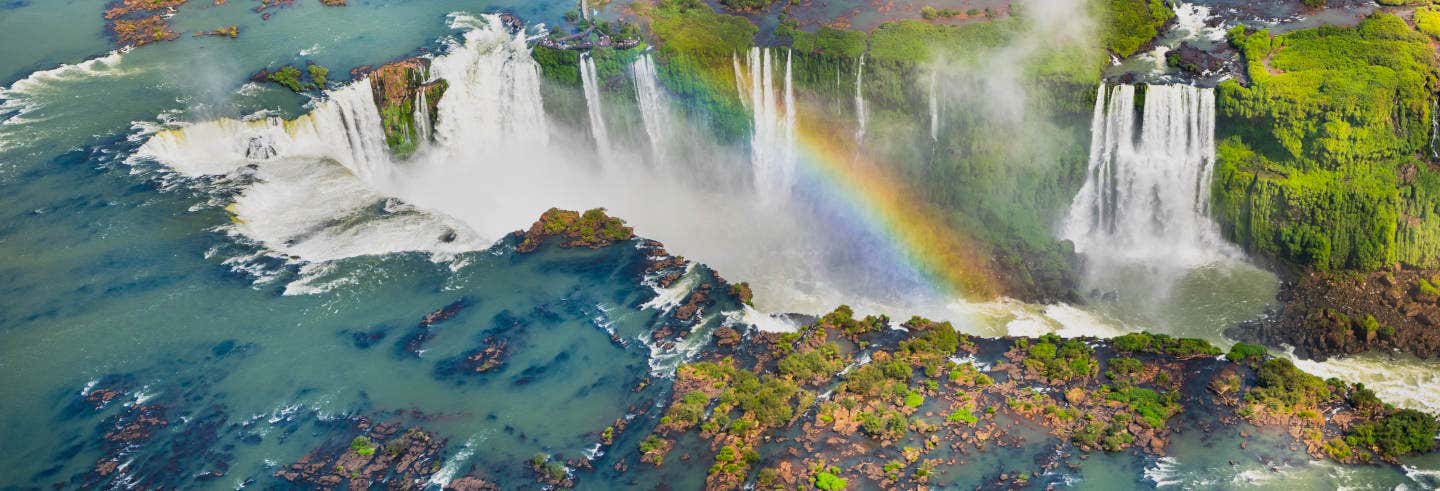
[1063,83,1232,268]
[429,13,549,155]
[414,87,432,145]
[632,52,668,163]
[928,71,939,142]
[1430,99,1438,160]
[580,0,590,20]
[732,52,747,109]
[747,47,796,198]
[854,54,867,144]
[579,53,614,165]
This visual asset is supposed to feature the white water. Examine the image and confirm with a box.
[745,47,797,198]
[0,49,130,127]
[1064,84,1235,271]
[632,52,669,164]
[1285,349,1440,411]
[928,71,939,142]
[414,85,432,145]
[579,52,614,165]
[854,54,867,144]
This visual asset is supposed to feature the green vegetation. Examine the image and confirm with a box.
[1345,409,1440,460]
[1418,7,1440,39]
[1245,358,1335,416]
[777,342,845,384]
[1225,342,1268,364]
[920,6,965,20]
[1107,385,1181,428]
[1072,413,1136,451]
[1112,332,1222,358]
[1214,14,1440,272]
[1017,333,1098,381]
[813,467,848,490]
[946,407,979,425]
[307,64,328,88]
[717,0,774,11]
[1098,0,1174,57]
[1104,356,1145,384]
[349,436,377,456]
[519,208,634,252]
[639,0,756,141]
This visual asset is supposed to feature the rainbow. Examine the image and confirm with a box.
[786,105,1000,299]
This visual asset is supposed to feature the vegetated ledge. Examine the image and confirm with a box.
[507,209,1437,488]
[1209,12,1440,362]
[635,315,1438,489]
[513,207,636,253]
[103,0,188,48]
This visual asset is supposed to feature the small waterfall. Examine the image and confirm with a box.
[1063,83,1231,267]
[732,52,747,109]
[579,52,613,165]
[854,54,867,144]
[413,87,431,144]
[747,47,796,197]
[1430,99,1438,160]
[632,52,669,163]
[580,0,590,20]
[928,71,939,142]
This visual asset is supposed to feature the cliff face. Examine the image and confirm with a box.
[367,58,448,160]
[1212,13,1440,272]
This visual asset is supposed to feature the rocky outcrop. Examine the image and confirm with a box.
[366,58,448,159]
[1228,268,1440,360]
[515,208,635,253]
[275,421,448,488]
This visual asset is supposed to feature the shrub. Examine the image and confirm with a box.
[1346,409,1440,459]
[814,470,847,490]
[1226,343,1268,363]
[350,436,377,456]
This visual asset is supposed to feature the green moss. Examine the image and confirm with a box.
[1099,0,1174,57]
[1112,332,1222,358]
[1214,14,1440,271]
[349,436,377,456]
[1417,7,1440,39]
[1225,342,1268,364]
[814,469,847,490]
[946,407,978,425]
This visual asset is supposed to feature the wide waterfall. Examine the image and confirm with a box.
[632,51,668,163]
[1064,83,1233,269]
[745,47,797,198]
[138,81,390,181]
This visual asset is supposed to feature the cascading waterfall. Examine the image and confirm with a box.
[746,47,796,197]
[854,54,867,144]
[579,53,614,165]
[1063,83,1232,268]
[429,13,549,154]
[139,81,391,181]
[632,51,668,163]
[928,71,939,142]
